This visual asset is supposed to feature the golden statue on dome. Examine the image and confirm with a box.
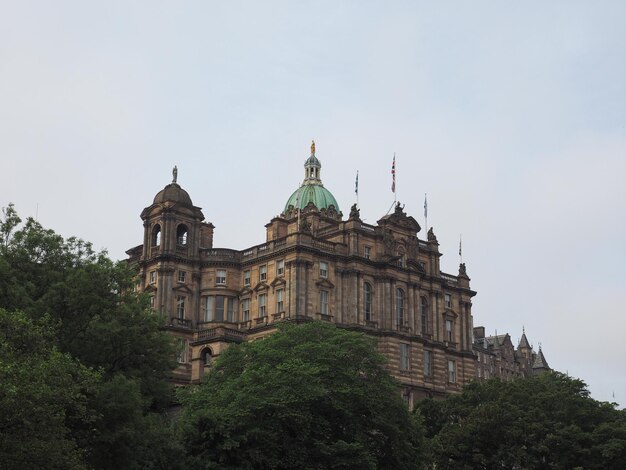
[311,140,315,155]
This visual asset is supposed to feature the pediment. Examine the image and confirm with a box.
[173,284,194,294]
[270,277,287,288]
[144,284,157,293]
[315,278,335,289]
[442,309,458,319]
[239,286,253,296]
[253,282,269,292]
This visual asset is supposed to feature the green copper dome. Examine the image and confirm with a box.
[283,140,340,214]
[284,184,340,212]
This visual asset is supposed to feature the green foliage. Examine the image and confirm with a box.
[417,373,626,469]
[179,321,426,469]
[0,309,98,470]
[0,205,180,469]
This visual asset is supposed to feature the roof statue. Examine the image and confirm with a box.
[349,203,361,220]
[172,165,178,184]
[427,227,438,242]
[311,140,315,155]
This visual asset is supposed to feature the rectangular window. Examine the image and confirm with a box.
[420,297,429,335]
[364,283,372,322]
[244,270,251,286]
[320,290,329,315]
[149,271,156,284]
[216,269,226,285]
[176,295,185,319]
[319,261,328,278]
[215,296,225,322]
[259,265,267,282]
[364,246,371,260]
[177,338,188,363]
[448,360,456,383]
[276,259,285,276]
[444,293,452,309]
[204,296,214,322]
[227,297,234,322]
[178,270,186,283]
[446,319,454,342]
[402,392,411,407]
[149,295,155,309]
[258,294,266,318]
[276,288,284,313]
[424,350,433,378]
[400,343,410,371]
[242,298,250,322]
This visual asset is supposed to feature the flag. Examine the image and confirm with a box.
[424,193,428,218]
[391,154,396,193]
[355,171,359,196]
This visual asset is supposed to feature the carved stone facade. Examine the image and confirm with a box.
[127,145,479,402]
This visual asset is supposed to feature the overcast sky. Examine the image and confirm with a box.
[2,1,625,405]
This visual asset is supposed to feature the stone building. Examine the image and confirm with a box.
[473,326,550,380]
[127,142,479,403]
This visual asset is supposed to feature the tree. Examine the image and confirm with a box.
[0,206,182,469]
[0,309,98,470]
[417,372,626,469]
[178,321,426,470]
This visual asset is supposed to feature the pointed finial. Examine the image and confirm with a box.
[311,140,316,155]
[172,165,178,184]
[523,325,525,334]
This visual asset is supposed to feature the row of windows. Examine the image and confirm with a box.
[153,260,329,289]
[364,284,457,338]
[399,345,457,383]
[173,291,332,323]
[165,284,452,338]
[364,284,433,334]
[172,288,324,323]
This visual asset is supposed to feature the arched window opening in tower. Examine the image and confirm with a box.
[151,224,161,246]
[177,224,188,246]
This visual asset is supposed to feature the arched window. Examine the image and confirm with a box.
[396,288,405,326]
[202,348,213,366]
[364,282,373,322]
[151,224,161,246]
[420,296,429,334]
[176,224,188,246]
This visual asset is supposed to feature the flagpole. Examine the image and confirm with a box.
[394,153,397,205]
[355,170,359,207]
[391,153,396,206]
[424,193,428,233]
[459,234,463,264]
